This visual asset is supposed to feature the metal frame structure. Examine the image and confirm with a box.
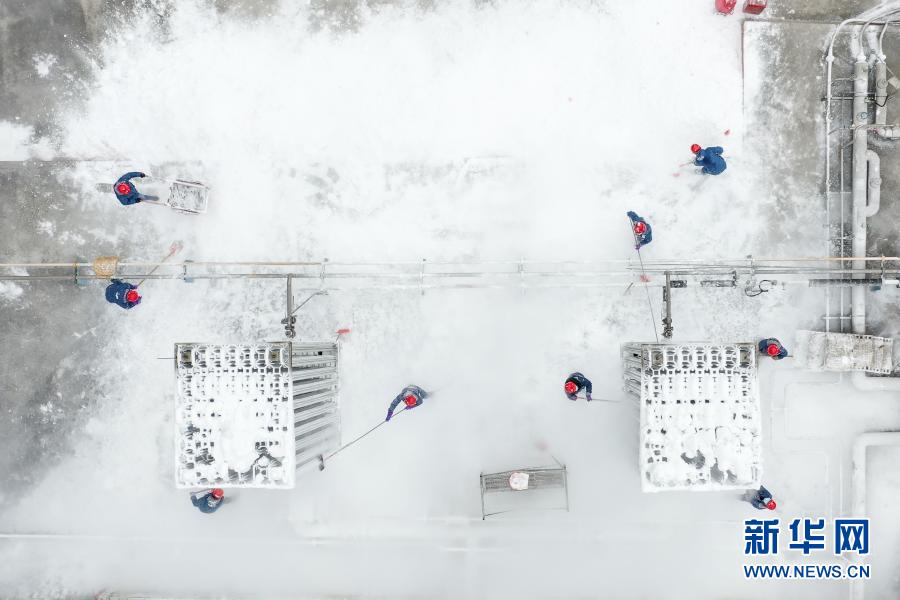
[174,341,340,489]
[6,256,900,285]
[794,330,893,374]
[290,342,341,473]
[479,465,569,519]
[825,27,867,334]
[8,256,900,341]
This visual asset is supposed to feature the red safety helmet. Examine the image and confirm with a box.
[125,289,140,303]
[116,181,132,195]
[690,143,701,154]
[766,500,777,510]
[564,381,577,394]
[403,394,418,407]
[633,221,647,235]
[211,488,224,499]
[766,343,781,356]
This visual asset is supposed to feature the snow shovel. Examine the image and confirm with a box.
[136,241,184,288]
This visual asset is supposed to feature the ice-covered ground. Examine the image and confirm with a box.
[0,1,898,598]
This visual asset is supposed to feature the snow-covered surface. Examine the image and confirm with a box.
[1,1,899,598]
[794,330,894,374]
[32,53,58,78]
[0,281,24,302]
[0,121,34,160]
[630,343,761,492]
[480,466,569,518]
[866,445,900,599]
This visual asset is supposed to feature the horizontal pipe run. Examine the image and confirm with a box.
[294,402,335,422]
[290,366,337,380]
[290,354,337,367]
[294,419,337,448]
[292,380,337,396]
[291,342,339,350]
[7,268,900,280]
[808,278,890,286]
[294,390,338,409]
[9,256,900,269]
[295,436,339,463]
[294,414,339,437]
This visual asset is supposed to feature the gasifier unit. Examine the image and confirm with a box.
[174,341,340,489]
[623,342,762,492]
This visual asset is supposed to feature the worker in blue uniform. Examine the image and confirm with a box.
[564,372,593,401]
[386,385,428,421]
[627,211,653,249]
[114,171,157,205]
[190,488,225,514]
[748,485,777,510]
[692,144,727,175]
[104,279,141,309]
[759,338,788,360]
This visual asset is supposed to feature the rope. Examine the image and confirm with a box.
[321,406,408,464]
[629,217,659,343]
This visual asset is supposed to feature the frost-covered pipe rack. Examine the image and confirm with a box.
[823,5,900,391]
[174,341,339,489]
[623,342,762,492]
[7,256,900,289]
[823,6,900,334]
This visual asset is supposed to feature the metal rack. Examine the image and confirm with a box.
[479,465,569,519]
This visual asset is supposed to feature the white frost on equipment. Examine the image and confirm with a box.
[793,330,893,374]
[174,342,340,489]
[508,471,530,491]
[622,343,762,493]
[97,176,209,214]
[480,466,569,519]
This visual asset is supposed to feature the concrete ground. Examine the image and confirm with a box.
[2,1,900,599]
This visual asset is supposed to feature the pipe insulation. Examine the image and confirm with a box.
[875,60,888,125]
[866,149,881,217]
[852,59,870,335]
[849,431,900,599]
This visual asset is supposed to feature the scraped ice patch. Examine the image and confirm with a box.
[0,121,34,160]
[28,136,56,160]
[37,220,55,237]
[57,231,87,246]
[0,281,24,301]
[33,53,58,78]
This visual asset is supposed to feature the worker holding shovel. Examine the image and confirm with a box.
[101,241,183,310]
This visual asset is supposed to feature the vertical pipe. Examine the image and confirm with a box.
[875,60,888,125]
[851,58,870,334]
[662,272,673,339]
[865,150,881,217]
[284,275,295,339]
